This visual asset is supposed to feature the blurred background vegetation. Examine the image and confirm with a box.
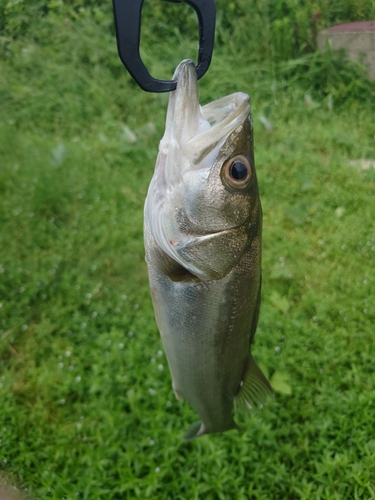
[1,0,374,137]
[0,0,375,499]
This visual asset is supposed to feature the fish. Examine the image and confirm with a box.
[144,59,272,439]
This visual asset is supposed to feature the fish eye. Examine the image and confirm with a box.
[221,155,253,191]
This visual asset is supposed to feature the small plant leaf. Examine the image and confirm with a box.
[270,371,292,395]
[270,290,290,313]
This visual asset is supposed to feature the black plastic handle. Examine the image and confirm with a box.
[112,0,216,92]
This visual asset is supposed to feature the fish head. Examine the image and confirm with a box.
[145,60,261,281]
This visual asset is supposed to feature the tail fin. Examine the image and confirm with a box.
[184,420,240,439]
[183,421,206,440]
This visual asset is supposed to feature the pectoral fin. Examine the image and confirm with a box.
[235,354,273,410]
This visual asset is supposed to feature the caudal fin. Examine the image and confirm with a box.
[234,354,273,410]
[184,421,206,440]
[184,420,240,439]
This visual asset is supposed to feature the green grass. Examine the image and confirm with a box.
[1,2,375,499]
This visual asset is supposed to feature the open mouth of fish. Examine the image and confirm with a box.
[160,59,250,172]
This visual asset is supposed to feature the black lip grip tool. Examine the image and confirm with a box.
[112,0,216,92]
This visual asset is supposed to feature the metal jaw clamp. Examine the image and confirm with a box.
[112,0,216,92]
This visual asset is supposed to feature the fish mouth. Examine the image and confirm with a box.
[189,93,250,167]
[161,60,250,176]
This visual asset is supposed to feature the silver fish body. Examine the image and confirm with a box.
[144,60,272,438]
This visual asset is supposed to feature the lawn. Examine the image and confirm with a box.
[0,1,375,499]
